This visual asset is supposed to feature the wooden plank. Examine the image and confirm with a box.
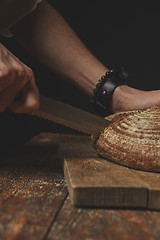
[1,132,160,240]
[103,114,160,209]
[45,195,160,240]
[0,133,68,240]
[59,139,149,208]
[130,170,160,210]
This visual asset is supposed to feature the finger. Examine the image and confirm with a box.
[0,43,39,112]
[0,66,33,112]
[0,62,16,92]
[0,53,28,92]
[10,76,39,113]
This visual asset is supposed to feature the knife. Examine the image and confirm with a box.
[30,95,110,137]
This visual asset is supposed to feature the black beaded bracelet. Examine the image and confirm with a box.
[91,68,129,113]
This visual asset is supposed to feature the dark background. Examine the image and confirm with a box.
[0,0,160,150]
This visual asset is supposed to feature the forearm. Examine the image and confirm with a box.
[11,1,108,96]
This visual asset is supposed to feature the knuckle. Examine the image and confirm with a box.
[0,66,9,78]
[0,66,14,85]
[26,67,34,79]
[16,65,26,79]
[12,65,27,88]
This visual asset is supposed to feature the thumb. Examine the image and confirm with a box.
[10,78,39,113]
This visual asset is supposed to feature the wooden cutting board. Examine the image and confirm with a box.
[59,137,160,209]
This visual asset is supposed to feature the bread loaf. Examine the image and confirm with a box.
[93,106,160,172]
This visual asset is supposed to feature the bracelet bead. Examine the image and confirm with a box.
[91,68,129,113]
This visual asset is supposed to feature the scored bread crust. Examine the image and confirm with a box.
[92,106,160,172]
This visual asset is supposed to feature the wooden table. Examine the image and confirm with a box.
[0,132,160,240]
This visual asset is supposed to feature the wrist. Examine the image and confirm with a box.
[85,68,109,96]
[109,85,130,113]
[91,68,129,113]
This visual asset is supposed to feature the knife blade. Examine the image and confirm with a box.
[31,95,110,137]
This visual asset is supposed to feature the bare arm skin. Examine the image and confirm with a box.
[11,1,107,96]
[6,0,160,112]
